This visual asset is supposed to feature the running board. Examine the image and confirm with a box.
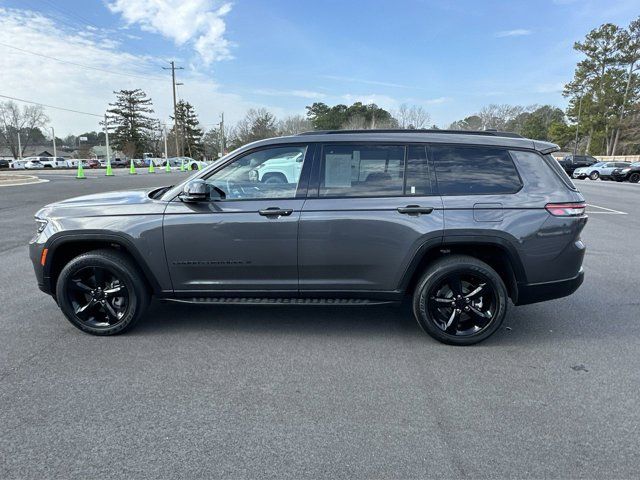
[165,297,395,306]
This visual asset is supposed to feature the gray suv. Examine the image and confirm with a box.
[29,130,587,345]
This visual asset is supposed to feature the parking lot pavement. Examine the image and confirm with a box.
[1,176,639,479]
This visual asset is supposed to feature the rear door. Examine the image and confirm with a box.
[298,143,444,296]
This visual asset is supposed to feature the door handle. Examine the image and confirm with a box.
[397,205,434,215]
[259,207,294,217]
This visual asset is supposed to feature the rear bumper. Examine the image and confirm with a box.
[515,268,584,306]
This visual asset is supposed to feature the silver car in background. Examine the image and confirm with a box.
[572,161,630,180]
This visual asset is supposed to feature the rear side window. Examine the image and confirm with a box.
[542,153,577,190]
[432,145,522,195]
[319,145,405,197]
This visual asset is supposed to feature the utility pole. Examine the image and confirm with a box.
[104,114,111,167]
[17,131,22,159]
[219,112,225,157]
[51,127,57,159]
[163,61,183,157]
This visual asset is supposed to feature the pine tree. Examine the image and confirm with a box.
[172,100,204,159]
[106,89,155,159]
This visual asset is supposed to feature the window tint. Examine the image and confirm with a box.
[405,145,432,195]
[319,145,404,197]
[432,145,522,195]
[205,145,307,200]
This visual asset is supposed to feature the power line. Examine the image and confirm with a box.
[0,41,166,81]
[0,94,102,117]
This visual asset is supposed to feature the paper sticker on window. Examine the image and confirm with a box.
[325,154,352,187]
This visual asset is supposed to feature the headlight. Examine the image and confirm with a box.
[35,218,48,234]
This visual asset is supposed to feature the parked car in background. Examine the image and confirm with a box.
[99,157,129,168]
[23,156,67,169]
[558,154,598,176]
[611,162,640,183]
[0,159,10,169]
[572,161,630,180]
[24,159,43,169]
[248,151,304,184]
[86,159,101,169]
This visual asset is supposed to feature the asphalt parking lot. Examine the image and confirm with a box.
[1,171,639,479]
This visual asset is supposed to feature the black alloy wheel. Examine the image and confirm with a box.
[56,249,149,335]
[629,173,640,183]
[413,255,508,345]
[426,272,497,337]
[66,266,129,329]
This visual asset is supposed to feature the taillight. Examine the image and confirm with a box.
[545,202,586,216]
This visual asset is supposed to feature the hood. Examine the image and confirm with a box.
[51,189,153,207]
[36,188,168,220]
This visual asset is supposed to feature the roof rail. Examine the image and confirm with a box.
[297,129,523,138]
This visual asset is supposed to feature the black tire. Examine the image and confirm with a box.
[56,249,150,335]
[629,173,640,183]
[262,172,287,184]
[412,255,508,346]
[589,171,599,180]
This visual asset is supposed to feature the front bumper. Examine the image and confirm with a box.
[29,237,51,295]
[515,268,584,306]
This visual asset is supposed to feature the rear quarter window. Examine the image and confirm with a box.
[432,145,522,195]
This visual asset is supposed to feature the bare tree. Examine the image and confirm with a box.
[394,104,431,129]
[230,108,277,149]
[478,104,524,130]
[277,115,312,135]
[0,101,49,158]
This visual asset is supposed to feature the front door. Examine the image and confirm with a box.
[163,144,312,294]
[298,143,444,296]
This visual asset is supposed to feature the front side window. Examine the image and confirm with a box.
[432,145,522,195]
[205,145,307,200]
[319,145,405,197]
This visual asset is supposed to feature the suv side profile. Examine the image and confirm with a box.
[29,130,587,345]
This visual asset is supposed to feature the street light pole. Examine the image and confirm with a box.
[17,131,22,160]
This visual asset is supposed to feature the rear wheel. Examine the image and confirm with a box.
[56,249,150,335]
[589,171,599,180]
[629,173,640,183]
[412,255,508,346]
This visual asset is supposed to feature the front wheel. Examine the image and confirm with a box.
[629,173,640,183]
[412,255,508,346]
[589,171,599,180]
[56,249,150,335]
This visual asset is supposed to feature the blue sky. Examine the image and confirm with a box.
[0,0,638,134]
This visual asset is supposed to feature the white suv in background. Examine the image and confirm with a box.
[248,151,304,184]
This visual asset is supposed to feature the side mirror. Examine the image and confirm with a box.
[180,179,208,202]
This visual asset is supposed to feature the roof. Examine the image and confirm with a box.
[245,130,559,154]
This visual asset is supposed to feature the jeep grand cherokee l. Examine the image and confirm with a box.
[29,130,587,345]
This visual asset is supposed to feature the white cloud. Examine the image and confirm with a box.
[535,82,565,93]
[495,29,532,38]
[423,97,449,105]
[323,75,413,89]
[0,7,272,134]
[107,0,233,64]
[340,94,400,110]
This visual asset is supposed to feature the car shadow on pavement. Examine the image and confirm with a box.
[127,298,604,347]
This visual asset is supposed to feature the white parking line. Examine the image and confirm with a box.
[586,203,628,215]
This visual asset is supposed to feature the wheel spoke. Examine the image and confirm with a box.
[71,279,92,292]
[75,299,96,315]
[464,283,486,299]
[102,300,120,322]
[469,306,492,326]
[444,308,459,332]
[432,296,454,304]
[103,284,124,295]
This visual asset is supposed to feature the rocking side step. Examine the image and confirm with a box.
[165,297,395,306]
